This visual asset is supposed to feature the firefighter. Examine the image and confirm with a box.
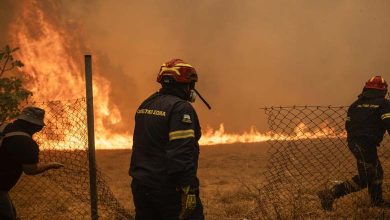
[318,76,390,211]
[0,107,64,220]
[129,59,204,219]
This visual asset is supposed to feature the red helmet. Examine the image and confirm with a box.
[157,59,198,84]
[364,76,388,91]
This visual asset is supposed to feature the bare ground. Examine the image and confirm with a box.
[96,142,270,220]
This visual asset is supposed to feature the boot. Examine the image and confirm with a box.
[369,182,386,208]
[317,189,335,211]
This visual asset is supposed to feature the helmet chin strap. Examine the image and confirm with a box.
[193,88,211,110]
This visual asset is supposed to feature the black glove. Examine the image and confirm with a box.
[178,185,197,220]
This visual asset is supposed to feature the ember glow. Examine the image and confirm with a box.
[8,1,346,150]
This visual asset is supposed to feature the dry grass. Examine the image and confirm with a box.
[96,143,269,220]
[12,142,390,219]
[96,142,390,219]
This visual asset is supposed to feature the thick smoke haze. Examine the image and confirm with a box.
[2,0,390,133]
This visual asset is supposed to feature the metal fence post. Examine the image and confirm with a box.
[85,55,99,220]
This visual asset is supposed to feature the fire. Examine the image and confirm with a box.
[200,124,271,145]
[199,123,346,146]
[7,1,346,150]
[10,0,132,149]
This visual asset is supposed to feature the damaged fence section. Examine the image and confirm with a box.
[256,106,390,219]
[10,99,132,220]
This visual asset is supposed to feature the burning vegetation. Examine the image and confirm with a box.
[4,0,348,149]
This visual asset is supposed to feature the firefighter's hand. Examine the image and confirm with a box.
[178,185,197,220]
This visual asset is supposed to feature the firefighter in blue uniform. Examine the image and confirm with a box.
[129,59,204,219]
[318,75,390,210]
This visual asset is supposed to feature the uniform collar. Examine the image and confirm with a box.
[159,87,188,100]
[358,89,386,99]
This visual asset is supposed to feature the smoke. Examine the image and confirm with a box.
[2,0,390,133]
[0,0,17,46]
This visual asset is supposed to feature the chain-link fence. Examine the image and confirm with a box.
[255,106,390,219]
[9,99,132,219]
[8,100,390,219]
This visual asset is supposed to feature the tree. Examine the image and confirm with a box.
[0,45,32,123]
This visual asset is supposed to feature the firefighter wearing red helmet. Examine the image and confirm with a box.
[318,76,390,210]
[129,59,204,219]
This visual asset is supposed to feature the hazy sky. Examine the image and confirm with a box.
[2,0,390,132]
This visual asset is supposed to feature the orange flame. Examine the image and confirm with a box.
[10,0,133,149]
[9,1,346,150]
[199,123,346,146]
[200,124,270,145]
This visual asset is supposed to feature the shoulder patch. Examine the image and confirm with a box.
[182,114,192,124]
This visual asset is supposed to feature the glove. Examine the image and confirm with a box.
[178,185,197,220]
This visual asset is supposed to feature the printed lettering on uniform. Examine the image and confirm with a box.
[182,114,192,124]
[357,104,380,108]
[136,108,166,117]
